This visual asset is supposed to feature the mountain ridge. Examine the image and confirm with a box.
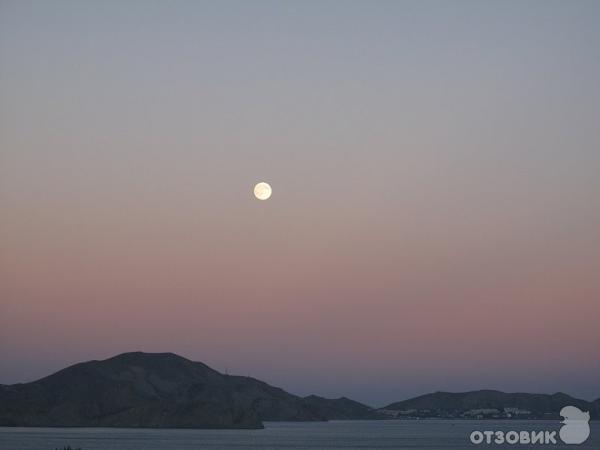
[381,389,600,419]
[2,353,597,428]
[0,351,380,429]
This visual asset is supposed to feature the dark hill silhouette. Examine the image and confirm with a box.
[0,352,379,428]
[382,390,599,419]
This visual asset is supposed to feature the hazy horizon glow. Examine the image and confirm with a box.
[1,0,599,406]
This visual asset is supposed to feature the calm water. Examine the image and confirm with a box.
[1,420,598,449]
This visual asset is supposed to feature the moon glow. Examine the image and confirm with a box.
[254,182,272,200]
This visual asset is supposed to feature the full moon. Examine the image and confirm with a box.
[253,182,272,200]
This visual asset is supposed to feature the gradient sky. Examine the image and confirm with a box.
[1,0,599,407]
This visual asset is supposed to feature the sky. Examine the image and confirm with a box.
[1,0,599,407]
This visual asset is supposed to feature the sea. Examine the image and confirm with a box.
[1,420,598,449]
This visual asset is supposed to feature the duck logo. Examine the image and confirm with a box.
[559,406,590,444]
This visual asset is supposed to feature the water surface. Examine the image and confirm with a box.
[1,420,598,449]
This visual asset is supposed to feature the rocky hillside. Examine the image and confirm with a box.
[381,390,599,419]
[0,352,380,428]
